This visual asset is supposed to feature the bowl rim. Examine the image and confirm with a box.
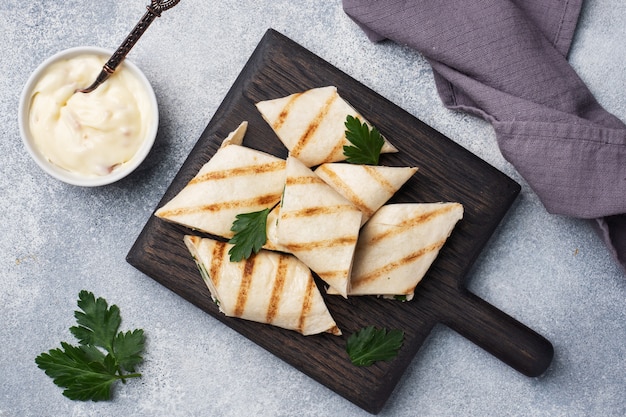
[18,46,159,187]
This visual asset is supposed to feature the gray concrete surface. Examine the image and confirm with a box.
[1,1,624,416]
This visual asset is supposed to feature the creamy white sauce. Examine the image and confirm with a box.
[28,54,153,177]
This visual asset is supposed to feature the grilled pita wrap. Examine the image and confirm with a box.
[329,202,463,300]
[155,122,286,239]
[184,235,341,336]
[255,86,398,167]
[315,163,417,225]
[275,156,362,297]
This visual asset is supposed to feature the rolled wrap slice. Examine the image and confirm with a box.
[328,202,463,300]
[315,163,417,225]
[255,86,397,167]
[275,156,362,298]
[184,235,341,336]
[155,122,286,239]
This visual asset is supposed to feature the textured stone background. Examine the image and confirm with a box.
[1,1,624,416]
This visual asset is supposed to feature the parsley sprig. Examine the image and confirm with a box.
[343,115,385,165]
[346,326,404,366]
[228,208,270,262]
[35,290,145,401]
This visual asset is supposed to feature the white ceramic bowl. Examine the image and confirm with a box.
[18,46,159,187]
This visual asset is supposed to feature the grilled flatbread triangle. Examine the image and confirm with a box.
[155,122,286,239]
[255,86,398,167]
[329,202,463,300]
[315,163,418,225]
[276,156,362,298]
[184,235,341,336]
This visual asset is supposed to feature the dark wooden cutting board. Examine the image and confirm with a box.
[127,29,553,414]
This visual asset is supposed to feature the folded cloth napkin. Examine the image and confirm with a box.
[343,0,626,272]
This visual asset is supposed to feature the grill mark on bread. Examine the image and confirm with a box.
[285,174,326,187]
[280,204,355,219]
[234,255,256,317]
[210,241,227,288]
[291,93,337,158]
[353,240,445,286]
[189,161,285,184]
[316,165,372,217]
[328,325,341,335]
[363,165,396,195]
[157,194,279,217]
[321,128,348,163]
[266,254,288,324]
[368,204,459,245]
[297,276,316,333]
[318,270,350,281]
[282,235,358,252]
[273,93,301,131]
[186,235,201,247]
[320,112,367,163]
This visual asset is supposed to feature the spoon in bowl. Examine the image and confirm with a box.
[77,0,180,94]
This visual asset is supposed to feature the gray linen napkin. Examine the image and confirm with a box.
[343,0,626,272]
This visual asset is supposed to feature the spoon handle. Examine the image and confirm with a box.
[78,0,180,93]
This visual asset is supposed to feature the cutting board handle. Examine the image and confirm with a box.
[443,290,554,377]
